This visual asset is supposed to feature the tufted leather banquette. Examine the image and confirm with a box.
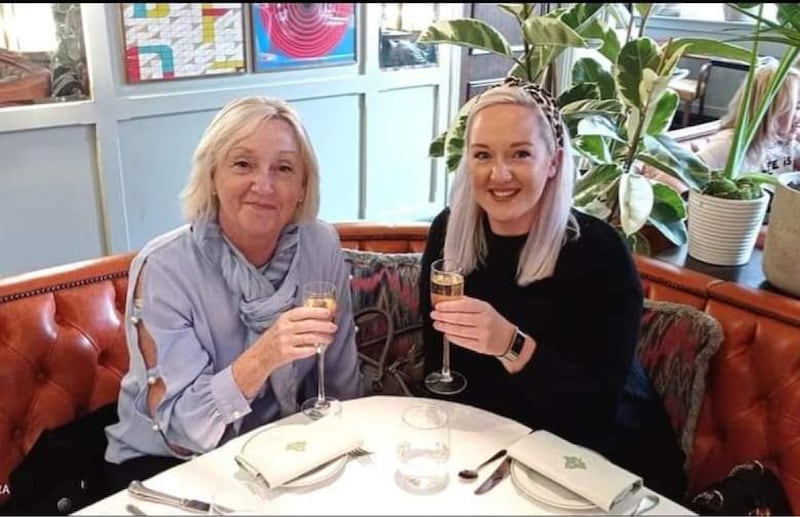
[1,223,798,512]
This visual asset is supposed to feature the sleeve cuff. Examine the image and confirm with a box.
[211,365,253,424]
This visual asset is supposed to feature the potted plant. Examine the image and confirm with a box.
[418,3,751,254]
[763,172,800,296]
[685,3,800,267]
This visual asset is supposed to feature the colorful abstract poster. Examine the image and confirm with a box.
[121,3,246,83]
[251,3,356,72]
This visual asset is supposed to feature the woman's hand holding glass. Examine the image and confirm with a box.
[255,306,337,370]
[431,296,517,356]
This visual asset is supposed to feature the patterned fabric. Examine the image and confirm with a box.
[342,250,424,395]
[484,76,565,149]
[637,299,723,467]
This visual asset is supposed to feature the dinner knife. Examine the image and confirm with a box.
[128,480,226,514]
[474,455,513,495]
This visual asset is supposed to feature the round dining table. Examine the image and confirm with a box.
[76,395,695,515]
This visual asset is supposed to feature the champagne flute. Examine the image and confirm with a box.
[425,259,467,395]
[300,280,342,420]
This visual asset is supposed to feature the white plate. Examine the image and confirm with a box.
[510,459,596,510]
[239,424,348,489]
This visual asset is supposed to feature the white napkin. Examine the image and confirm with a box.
[508,430,643,512]
[238,417,363,488]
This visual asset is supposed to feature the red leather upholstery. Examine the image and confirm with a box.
[0,253,134,504]
[1,225,798,512]
[637,255,800,511]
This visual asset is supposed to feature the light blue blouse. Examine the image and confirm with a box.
[105,220,363,464]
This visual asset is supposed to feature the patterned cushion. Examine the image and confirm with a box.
[342,250,424,395]
[637,299,723,468]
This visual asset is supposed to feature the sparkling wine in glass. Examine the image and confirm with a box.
[300,281,342,419]
[425,259,467,395]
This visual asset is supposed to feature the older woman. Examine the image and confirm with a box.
[104,97,362,480]
[420,77,686,500]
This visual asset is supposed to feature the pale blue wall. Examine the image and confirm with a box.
[0,4,461,276]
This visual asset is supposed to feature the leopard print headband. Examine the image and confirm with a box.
[481,76,565,149]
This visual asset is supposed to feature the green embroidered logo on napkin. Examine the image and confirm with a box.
[564,455,586,470]
[286,441,307,452]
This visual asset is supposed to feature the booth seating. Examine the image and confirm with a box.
[1,222,798,512]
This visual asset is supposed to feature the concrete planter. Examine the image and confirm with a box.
[763,172,800,297]
[687,189,769,266]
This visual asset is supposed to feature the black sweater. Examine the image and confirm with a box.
[421,208,686,500]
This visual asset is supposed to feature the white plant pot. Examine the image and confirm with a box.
[763,172,800,297]
[687,190,769,266]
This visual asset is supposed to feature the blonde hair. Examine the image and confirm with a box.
[720,62,800,165]
[180,96,320,223]
[443,85,579,286]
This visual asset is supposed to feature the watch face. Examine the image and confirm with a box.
[511,330,526,355]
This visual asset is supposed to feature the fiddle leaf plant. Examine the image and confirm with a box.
[562,4,751,252]
[420,3,608,173]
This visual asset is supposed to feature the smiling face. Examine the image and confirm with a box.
[213,117,305,256]
[468,103,560,236]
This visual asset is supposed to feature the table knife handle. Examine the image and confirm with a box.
[128,480,185,507]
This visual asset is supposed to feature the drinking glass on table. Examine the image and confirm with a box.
[395,403,451,493]
[425,258,467,395]
[300,280,342,420]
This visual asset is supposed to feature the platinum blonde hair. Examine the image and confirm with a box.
[180,96,320,223]
[443,84,579,286]
[720,62,800,166]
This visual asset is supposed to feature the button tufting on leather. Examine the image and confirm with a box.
[35,370,47,382]
[12,427,23,440]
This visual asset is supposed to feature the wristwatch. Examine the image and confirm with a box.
[499,326,527,361]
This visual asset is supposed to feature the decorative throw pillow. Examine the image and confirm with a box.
[636,299,723,470]
[342,249,424,394]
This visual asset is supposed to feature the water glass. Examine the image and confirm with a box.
[395,403,451,493]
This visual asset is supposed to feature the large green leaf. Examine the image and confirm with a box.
[418,19,512,57]
[574,163,621,204]
[429,130,446,158]
[561,99,623,117]
[497,3,527,20]
[577,116,624,142]
[580,18,621,63]
[646,89,679,136]
[640,134,710,190]
[557,83,600,107]
[559,3,606,31]
[619,173,654,236]
[522,17,587,47]
[650,183,686,220]
[665,38,752,65]
[574,135,613,164]
[647,216,687,246]
[616,38,661,110]
[634,4,653,18]
[572,57,616,99]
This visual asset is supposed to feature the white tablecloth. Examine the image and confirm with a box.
[77,395,695,515]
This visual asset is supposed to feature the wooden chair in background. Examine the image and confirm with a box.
[671,60,713,128]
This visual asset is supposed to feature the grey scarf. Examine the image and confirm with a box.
[193,213,301,417]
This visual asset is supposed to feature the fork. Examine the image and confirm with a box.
[348,446,373,458]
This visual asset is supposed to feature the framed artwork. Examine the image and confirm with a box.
[250,3,356,72]
[120,3,247,83]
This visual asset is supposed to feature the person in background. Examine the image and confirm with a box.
[420,76,687,501]
[104,96,363,488]
[696,62,800,176]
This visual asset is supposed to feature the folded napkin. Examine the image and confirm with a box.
[238,417,363,489]
[508,430,643,512]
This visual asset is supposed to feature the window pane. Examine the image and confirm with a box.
[379,3,438,69]
[0,3,90,107]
